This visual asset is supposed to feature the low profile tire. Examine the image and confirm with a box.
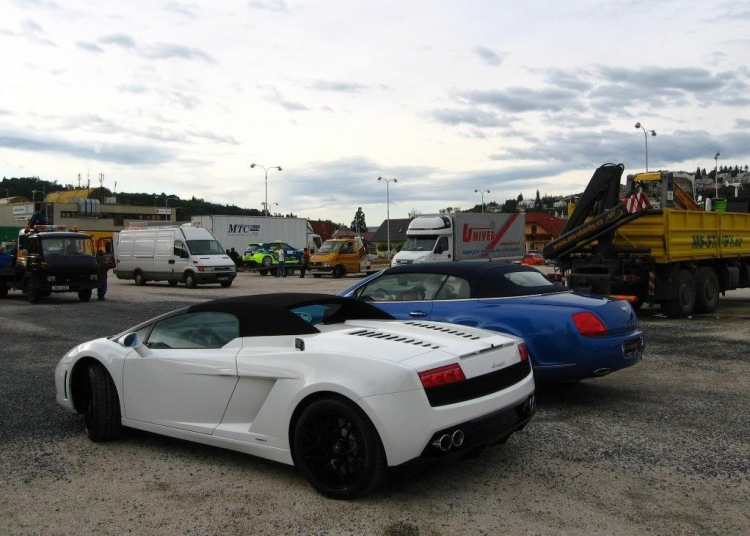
[220,281,232,288]
[259,269,268,276]
[78,289,92,302]
[185,272,198,289]
[694,267,719,314]
[134,271,146,286]
[662,269,695,318]
[168,280,179,287]
[293,398,386,499]
[25,278,41,303]
[331,265,345,279]
[313,274,322,278]
[83,362,122,442]
[261,256,273,269]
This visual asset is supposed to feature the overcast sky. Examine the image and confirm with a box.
[1,0,749,224]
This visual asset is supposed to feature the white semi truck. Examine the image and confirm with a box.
[191,215,322,253]
[391,213,525,266]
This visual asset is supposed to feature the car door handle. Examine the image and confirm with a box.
[168,259,175,264]
[409,311,428,318]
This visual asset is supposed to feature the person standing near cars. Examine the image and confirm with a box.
[0,245,11,268]
[96,250,108,300]
[276,246,286,277]
[299,247,310,278]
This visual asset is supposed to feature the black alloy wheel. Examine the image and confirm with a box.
[83,363,122,442]
[293,398,386,499]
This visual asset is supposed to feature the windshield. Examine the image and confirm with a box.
[42,237,95,256]
[244,245,259,254]
[402,235,438,252]
[317,241,343,254]
[186,240,225,255]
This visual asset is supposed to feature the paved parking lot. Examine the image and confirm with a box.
[1,274,749,535]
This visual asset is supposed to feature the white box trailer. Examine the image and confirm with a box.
[191,215,320,254]
[391,213,525,265]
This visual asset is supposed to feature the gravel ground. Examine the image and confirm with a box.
[1,274,749,535]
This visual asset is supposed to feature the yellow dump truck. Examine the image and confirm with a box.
[544,165,750,317]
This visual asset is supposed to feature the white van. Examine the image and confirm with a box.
[114,225,236,288]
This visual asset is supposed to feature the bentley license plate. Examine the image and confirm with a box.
[52,285,69,291]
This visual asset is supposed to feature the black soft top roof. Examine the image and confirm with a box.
[188,293,393,337]
[384,262,568,298]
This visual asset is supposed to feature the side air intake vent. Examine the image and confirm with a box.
[347,329,440,349]
[403,322,481,340]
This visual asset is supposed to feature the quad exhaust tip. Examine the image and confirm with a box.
[593,368,611,376]
[451,430,464,447]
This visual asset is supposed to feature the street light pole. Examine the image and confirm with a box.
[474,189,490,213]
[261,202,278,215]
[377,177,397,261]
[715,151,721,198]
[635,122,656,172]
[250,163,282,216]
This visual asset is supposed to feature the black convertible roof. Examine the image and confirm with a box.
[188,293,393,337]
[383,262,568,298]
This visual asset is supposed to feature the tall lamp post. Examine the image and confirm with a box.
[635,122,656,171]
[714,151,721,198]
[377,176,397,261]
[250,163,282,216]
[474,189,490,213]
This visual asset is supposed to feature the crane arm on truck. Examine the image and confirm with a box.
[543,163,652,260]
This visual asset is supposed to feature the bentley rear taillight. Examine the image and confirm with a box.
[572,312,608,336]
[419,364,466,389]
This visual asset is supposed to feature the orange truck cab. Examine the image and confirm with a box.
[309,235,389,278]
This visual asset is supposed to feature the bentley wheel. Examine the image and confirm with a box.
[83,363,122,442]
[293,398,386,499]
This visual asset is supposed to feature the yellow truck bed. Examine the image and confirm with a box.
[614,210,750,263]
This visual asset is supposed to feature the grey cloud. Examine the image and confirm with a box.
[15,18,55,46]
[312,80,367,93]
[21,19,42,32]
[77,41,103,53]
[142,43,215,63]
[457,87,585,113]
[165,1,198,18]
[169,91,201,109]
[13,0,61,10]
[429,107,510,128]
[186,130,239,145]
[248,0,288,12]
[118,83,147,94]
[736,119,750,129]
[472,46,503,66]
[598,66,729,93]
[544,68,593,92]
[541,112,609,129]
[98,33,137,48]
[0,130,175,165]
[266,87,309,111]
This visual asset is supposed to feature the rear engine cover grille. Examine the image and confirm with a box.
[404,321,481,340]
[425,358,531,407]
[347,329,439,349]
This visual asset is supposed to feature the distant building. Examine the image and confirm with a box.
[524,213,566,252]
[309,219,335,242]
[371,218,412,255]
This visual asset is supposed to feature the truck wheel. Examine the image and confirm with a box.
[168,280,179,287]
[0,284,8,298]
[287,268,294,276]
[313,274,322,278]
[332,265,346,278]
[134,271,146,286]
[185,272,198,289]
[259,269,268,276]
[694,267,719,314]
[78,289,92,302]
[662,269,695,318]
[220,281,232,288]
[25,279,41,304]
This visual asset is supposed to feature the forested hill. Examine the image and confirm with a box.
[0,176,262,217]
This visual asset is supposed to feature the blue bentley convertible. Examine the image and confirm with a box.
[340,262,644,384]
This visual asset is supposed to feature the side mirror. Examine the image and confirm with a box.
[180,250,190,259]
[118,332,142,348]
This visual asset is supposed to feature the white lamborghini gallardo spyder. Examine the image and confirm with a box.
[56,293,536,498]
